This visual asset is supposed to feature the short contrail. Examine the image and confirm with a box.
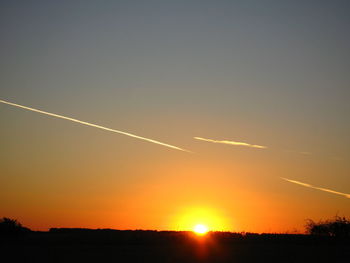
[194,137,267,149]
[0,99,191,153]
[281,177,350,199]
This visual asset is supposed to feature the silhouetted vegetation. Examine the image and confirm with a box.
[1,217,350,262]
[0,217,31,235]
[305,216,350,237]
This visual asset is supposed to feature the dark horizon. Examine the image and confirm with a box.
[2,218,350,263]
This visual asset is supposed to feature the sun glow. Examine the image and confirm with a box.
[193,224,209,235]
[174,207,231,232]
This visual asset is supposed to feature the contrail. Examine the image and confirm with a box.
[281,177,350,199]
[194,137,267,149]
[0,99,191,153]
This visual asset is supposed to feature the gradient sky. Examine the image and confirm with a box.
[1,0,349,233]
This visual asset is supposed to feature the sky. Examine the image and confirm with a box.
[1,0,349,233]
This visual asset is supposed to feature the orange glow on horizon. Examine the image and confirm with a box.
[174,207,231,232]
[193,224,209,235]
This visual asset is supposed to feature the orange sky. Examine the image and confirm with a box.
[1,1,350,233]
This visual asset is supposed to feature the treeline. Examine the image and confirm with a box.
[305,216,350,237]
[1,216,350,238]
[0,217,31,235]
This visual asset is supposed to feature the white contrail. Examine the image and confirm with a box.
[194,137,267,149]
[0,99,191,153]
[281,177,350,199]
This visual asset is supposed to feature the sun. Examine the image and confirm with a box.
[174,206,232,233]
[193,224,209,235]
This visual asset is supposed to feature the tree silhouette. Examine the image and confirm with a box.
[0,217,31,234]
[305,216,350,237]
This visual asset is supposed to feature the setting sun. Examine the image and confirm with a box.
[193,224,209,235]
[174,206,232,233]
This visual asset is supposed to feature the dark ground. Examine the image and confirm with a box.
[1,229,349,263]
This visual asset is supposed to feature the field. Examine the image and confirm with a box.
[1,229,349,263]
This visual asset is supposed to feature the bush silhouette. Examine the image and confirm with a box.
[305,216,350,237]
[0,217,31,235]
